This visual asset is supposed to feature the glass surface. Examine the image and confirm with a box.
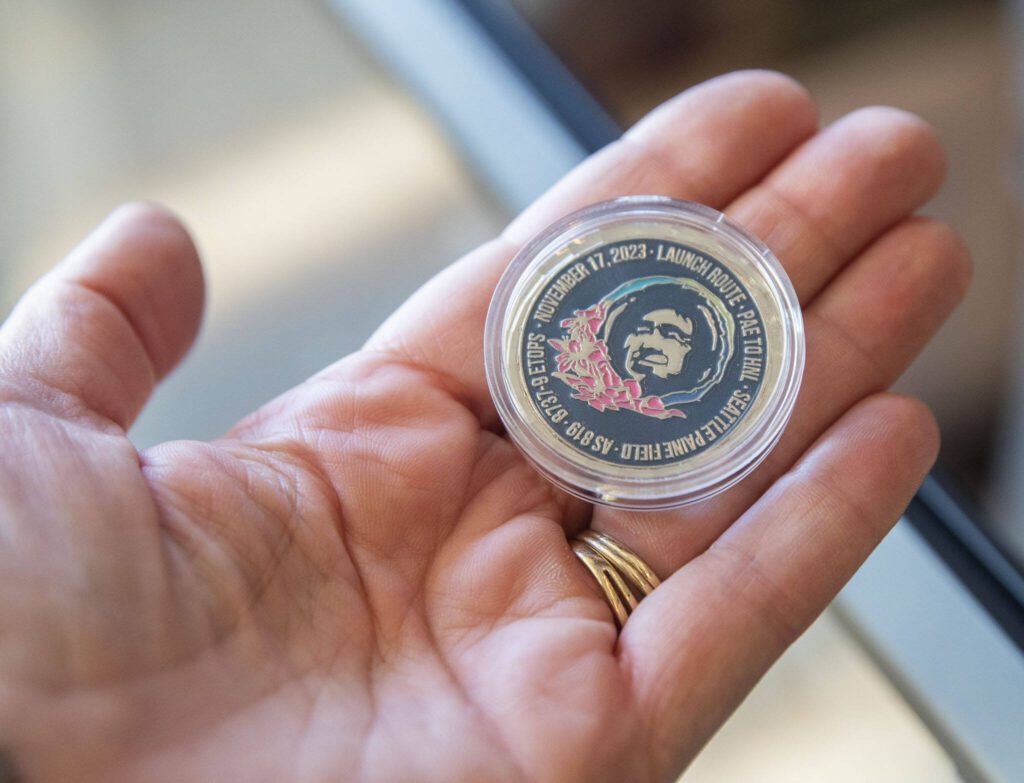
[0,1,969,781]
[512,0,1024,573]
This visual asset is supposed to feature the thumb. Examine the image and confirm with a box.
[0,203,204,431]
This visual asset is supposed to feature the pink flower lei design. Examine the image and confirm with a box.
[549,302,684,420]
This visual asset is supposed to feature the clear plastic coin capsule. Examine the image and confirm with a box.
[484,197,805,509]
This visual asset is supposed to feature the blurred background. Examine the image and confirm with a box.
[0,0,1021,780]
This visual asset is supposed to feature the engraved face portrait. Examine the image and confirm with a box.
[600,277,734,404]
[623,307,694,382]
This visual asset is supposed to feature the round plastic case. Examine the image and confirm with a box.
[485,197,804,509]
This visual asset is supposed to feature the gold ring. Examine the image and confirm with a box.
[571,541,637,628]
[570,531,659,628]
[578,531,661,596]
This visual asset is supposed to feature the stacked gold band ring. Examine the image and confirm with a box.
[570,531,660,628]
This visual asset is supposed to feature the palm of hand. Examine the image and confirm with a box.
[0,73,968,783]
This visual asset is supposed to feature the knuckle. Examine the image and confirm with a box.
[706,540,806,646]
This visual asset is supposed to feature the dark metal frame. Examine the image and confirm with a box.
[450,0,621,151]
[911,475,1024,652]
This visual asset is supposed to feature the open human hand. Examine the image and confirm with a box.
[0,71,969,782]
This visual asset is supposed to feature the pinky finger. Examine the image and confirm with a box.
[619,392,939,778]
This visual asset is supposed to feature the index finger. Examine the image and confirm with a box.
[365,71,818,426]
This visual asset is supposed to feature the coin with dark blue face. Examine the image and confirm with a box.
[519,239,766,469]
[486,197,804,509]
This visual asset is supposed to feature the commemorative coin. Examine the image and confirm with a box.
[485,197,804,509]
